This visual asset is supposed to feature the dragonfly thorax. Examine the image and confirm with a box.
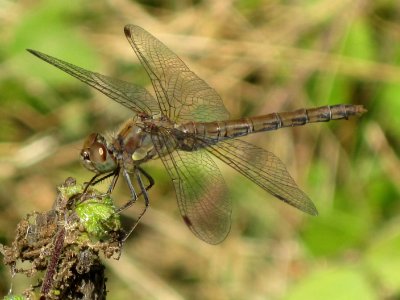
[113,119,160,169]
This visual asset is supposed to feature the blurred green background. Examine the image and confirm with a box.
[0,0,399,299]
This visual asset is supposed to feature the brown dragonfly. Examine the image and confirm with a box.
[28,25,366,244]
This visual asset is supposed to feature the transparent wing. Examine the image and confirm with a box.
[124,24,230,123]
[27,49,160,117]
[206,139,318,215]
[152,130,231,244]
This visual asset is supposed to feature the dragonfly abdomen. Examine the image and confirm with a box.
[250,104,366,132]
[180,104,366,143]
[228,104,366,138]
[178,120,253,144]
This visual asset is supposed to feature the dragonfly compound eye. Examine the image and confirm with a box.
[90,143,107,163]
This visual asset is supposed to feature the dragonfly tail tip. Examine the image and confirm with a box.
[356,105,368,116]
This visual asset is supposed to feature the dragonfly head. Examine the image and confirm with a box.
[80,133,117,174]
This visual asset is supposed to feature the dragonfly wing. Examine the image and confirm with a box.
[27,49,161,117]
[206,139,318,215]
[152,130,231,244]
[124,24,230,123]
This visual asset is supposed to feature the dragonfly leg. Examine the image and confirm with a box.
[75,173,103,205]
[121,167,151,242]
[106,169,120,194]
[137,166,155,192]
[82,168,119,194]
[82,173,102,195]
[78,169,120,205]
[115,168,138,215]
[92,169,120,193]
[115,167,153,213]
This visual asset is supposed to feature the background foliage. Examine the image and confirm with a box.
[0,0,399,299]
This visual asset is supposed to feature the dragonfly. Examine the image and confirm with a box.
[28,25,366,244]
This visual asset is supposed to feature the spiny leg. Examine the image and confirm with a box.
[82,168,119,196]
[91,168,120,194]
[137,166,155,192]
[105,169,120,194]
[82,173,103,195]
[76,173,104,205]
[115,168,138,214]
[115,167,154,213]
[120,167,152,242]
